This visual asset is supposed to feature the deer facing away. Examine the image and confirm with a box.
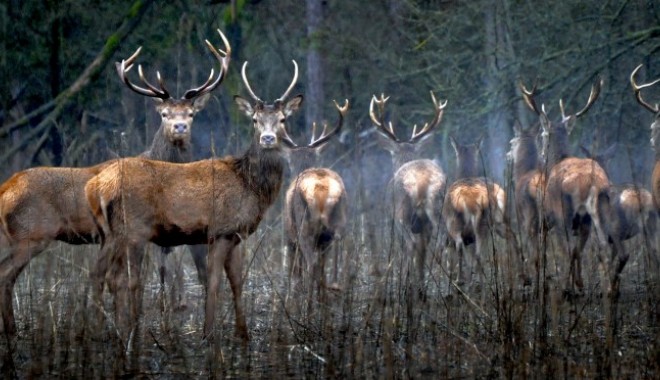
[520,79,625,293]
[507,119,546,277]
[442,136,512,287]
[0,30,230,336]
[284,104,349,294]
[85,60,330,341]
[369,92,447,292]
[630,64,660,269]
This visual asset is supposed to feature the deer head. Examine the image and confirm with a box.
[520,79,602,163]
[369,91,447,170]
[116,29,231,144]
[630,64,660,148]
[234,60,303,150]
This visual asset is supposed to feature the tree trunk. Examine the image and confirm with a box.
[305,0,324,130]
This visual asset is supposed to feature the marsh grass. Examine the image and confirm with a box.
[1,197,658,378]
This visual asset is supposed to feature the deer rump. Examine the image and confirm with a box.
[87,157,278,247]
[285,168,346,251]
[388,159,445,234]
[443,177,506,246]
[543,157,609,236]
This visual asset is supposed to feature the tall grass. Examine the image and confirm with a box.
[1,176,658,379]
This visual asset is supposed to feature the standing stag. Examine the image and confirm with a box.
[369,92,447,291]
[0,31,230,336]
[520,79,625,292]
[85,60,328,341]
[115,30,231,294]
[579,143,656,253]
[284,103,349,294]
[443,136,512,287]
[631,64,660,268]
[508,118,545,273]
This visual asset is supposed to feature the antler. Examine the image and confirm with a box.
[276,60,299,103]
[369,94,398,141]
[630,64,660,114]
[559,78,602,123]
[519,80,542,115]
[183,28,232,99]
[240,60,299,104]
[308,99,350,148]
[115,46,171,100]
[410,91,447,143]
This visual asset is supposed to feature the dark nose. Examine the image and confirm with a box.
[174,123,188,134]
[260,134,276,146]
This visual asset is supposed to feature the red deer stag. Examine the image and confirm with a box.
[507,118,546,275]
[0,30,230,336]
[579,143,656,255]
[630,64,660,268]
[442,136,511,288]
[369,92,447,293]
[114,30,231,294]
[85,60,328,341]
[520,79,625,293]
[284,104,349,294]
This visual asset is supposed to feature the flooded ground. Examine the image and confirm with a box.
[1,222,658,378]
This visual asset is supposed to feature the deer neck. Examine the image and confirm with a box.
[544,129,570,168]
[142,126,193,163]
[456,152,480,179]
[235,141,286,207]
[513,137,539,180]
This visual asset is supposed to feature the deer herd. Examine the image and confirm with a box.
[0,28,659,343]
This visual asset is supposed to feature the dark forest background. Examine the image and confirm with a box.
[1,0,659,188]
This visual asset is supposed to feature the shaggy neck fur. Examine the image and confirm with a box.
[141,126,192,163]
[234,139,286,208]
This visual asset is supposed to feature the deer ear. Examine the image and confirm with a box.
[234,95,254,116]
[449,135,459,154]
[283,95,303,117]
[193,93,211,112]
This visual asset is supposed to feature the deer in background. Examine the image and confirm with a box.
[0,30,230,336]
[369,92,447,295]
[507,118,545,278]
[630,64,660,269]
[520,79,625,293]
[85,60,312,341]
[442,136,512,288]
[579,143,657,257]
[115,30,231,297]
[284,101,349,295]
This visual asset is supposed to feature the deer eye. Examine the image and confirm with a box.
[188,112,194,118]
[279,118,286,123]
[161,111,169,118]
[252,117,258,123]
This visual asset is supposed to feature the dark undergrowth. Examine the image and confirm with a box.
[1,220,658,379]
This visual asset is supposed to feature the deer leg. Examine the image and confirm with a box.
[0,242,48,335]
[571,219,591,290]
[224,240,248,341]
[204,236,246,341]
[189,245,209,288]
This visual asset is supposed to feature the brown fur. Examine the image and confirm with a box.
[86,83,303,341]
[443,177,508,283]
[0,39,227,335]
[283,101,348,294]
[443,138,512,286]
[370,93,447,293]
[285,168,347,287]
